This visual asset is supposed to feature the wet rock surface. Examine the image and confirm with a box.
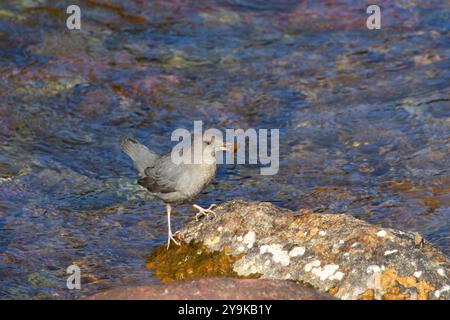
[89,277,333,300]
[148,200,450,300]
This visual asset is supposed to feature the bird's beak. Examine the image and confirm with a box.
[220,142,237,152]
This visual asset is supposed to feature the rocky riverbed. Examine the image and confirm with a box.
[141,200,450,300]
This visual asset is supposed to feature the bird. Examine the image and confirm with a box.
[120,134,234,248]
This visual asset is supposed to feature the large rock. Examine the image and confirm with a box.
[149,200,449,300]
[89,277,333,300]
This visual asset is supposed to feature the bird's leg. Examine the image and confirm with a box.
[193,203,217,221]
[166,203,180,249]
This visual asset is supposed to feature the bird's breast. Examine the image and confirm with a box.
[177,163,216,198]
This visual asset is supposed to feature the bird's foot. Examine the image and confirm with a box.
[167,231,181,249]
[193,204,217,221]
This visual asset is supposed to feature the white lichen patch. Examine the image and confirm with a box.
[304,260,321,272]
[319,230,327,236]
[238,245,245,252]
[436,285,450,298]
[437,268,446,277]
[329,271,345,281]
[246,263,259,275]
[433,286,449,299]
[237,235,243,241]
[289,246,305,257]
[413,271,423,278]
[260,244,290,266]
[376,230,387,237]
[204,236,221,247]
[333,241,344,249]
[311,264,340,281]
[243,231,256,249]
[384,249,398,256]
[367,265,381,274]
[233,258,262,276]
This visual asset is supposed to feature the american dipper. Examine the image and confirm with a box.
[121,135,234,248]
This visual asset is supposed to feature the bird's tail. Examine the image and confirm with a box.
[120,138,158,176]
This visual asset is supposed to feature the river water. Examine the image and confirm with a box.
[0,0,449,299]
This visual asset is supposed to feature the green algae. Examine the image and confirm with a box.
[146,241,246,283]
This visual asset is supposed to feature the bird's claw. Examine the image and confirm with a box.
[167,231,181,249]
[193,204,217,221]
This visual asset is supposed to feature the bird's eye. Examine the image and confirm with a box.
[204,136,215,146]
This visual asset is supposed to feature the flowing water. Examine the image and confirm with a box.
[0,0,449,299]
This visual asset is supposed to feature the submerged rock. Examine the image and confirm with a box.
[148,200,449,300]
[89,277,333,300]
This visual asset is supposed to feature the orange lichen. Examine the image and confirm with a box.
[308,227,319,238]
[361,232,385,247]
[359,289,375,300]
[382,287,411,300]
[380,268,434,300]
[328,286,339,296]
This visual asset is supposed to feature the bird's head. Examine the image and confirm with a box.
[203,136,235,155]
[202,135,235,157]
[186,134,235,165]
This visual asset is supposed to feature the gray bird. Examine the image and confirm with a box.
[121,135,234,248]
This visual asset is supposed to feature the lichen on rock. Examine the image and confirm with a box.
[148,200,450,300]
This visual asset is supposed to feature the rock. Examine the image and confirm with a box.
[88,277,333,300]
[147,200,450,300]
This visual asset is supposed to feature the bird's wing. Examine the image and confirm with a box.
[138,153,184,194]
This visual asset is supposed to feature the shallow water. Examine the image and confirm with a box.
[0,0,449,299]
